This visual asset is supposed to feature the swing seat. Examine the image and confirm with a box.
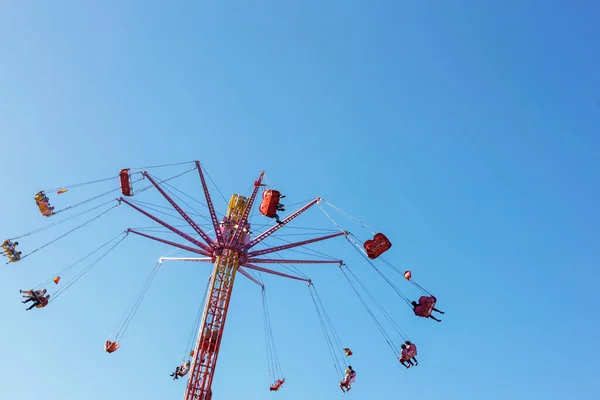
[37,201,54,217]
[407,343,417,358]
[34,295,49,308]
[344,348,353,356]
[270,378,285,391]
[259,190,281,218]
[105,340,120,353]
[120,169,133,196]
[34,192,47,204]
[399,348,410,362]
[363,233,391,259]
[414,296,436,318]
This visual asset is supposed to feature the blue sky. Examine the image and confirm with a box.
[1,1,599,399]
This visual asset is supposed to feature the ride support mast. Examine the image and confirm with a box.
[118,162,344,400]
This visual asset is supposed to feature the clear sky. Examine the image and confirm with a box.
[1,1,599,399]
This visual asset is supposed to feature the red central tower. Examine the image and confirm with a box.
[119,162,344,399]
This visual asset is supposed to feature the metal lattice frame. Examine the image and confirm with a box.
[120,162,344,400]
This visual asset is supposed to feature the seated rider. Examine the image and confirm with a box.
[21,289,46,300]
[274,213,283,224]
[398,344,412,368]
[405,341,418,366]
[1,240,18,256]
[170,360,191,380]
[2,239,17,250]
[35,191,49,203]
[399,344,413,368]
[412,299,445,322]
[20,289,50,310]
[170,366,181,380]
[339,366,356,393]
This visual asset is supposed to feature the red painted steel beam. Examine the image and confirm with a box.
[238,267,264,288]
[159,257,214,263]
[196,161,224,246]
[247,231,345,257]
[227,170,264,247]
[244,197,321,250]
[143,172,216,248]
[247,258,343,265]
[128,229,212,257]
[242,263,311,283]
[120,197,213,254]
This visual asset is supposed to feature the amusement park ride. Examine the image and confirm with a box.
[4,160,443,399]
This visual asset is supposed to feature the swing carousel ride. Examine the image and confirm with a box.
[3,160,444,399]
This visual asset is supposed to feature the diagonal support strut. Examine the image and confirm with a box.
[242,263,311,284]
[247,258,343,265]
[143,172,215,248]
[244,197,321,251]
[227,170,265,247]
[237,267,265,288]
[196,161,225,247]
[247,232,346,257]
[120,197,213,253]
[128,229,211,257]
[159,257,214,263]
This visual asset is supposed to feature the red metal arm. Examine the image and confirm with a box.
[128,229,212,257]
[196,161,224,246]
[247,232,346,257]
[120,197,213,254]
[247,258,343,265]
[244,197,321,250]
[242,263,311,283]
[159,257,214,263]
[143,172,216,249]
[237,267,264,288]
[227,170,264,247]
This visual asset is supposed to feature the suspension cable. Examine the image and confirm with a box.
[43,175,118,193]
[10,199,118,240]
[110,260,162,342]
[262,287,283,383]
[200,164,228,205]
[51,232,128,301]
[34,231,128,289]
[379,256,434,296]
[131,161,196,171]
[345,233,412,306]
[408,278,433,296]
[184,274,212,361]
[133,166,197,196]
[342,264,410,341]
[52,178,140,216]
[321,200,378,234]
[15,201,121,263]
[308,283,346,380]
[147,172,214,223]
[338,265,400,358]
